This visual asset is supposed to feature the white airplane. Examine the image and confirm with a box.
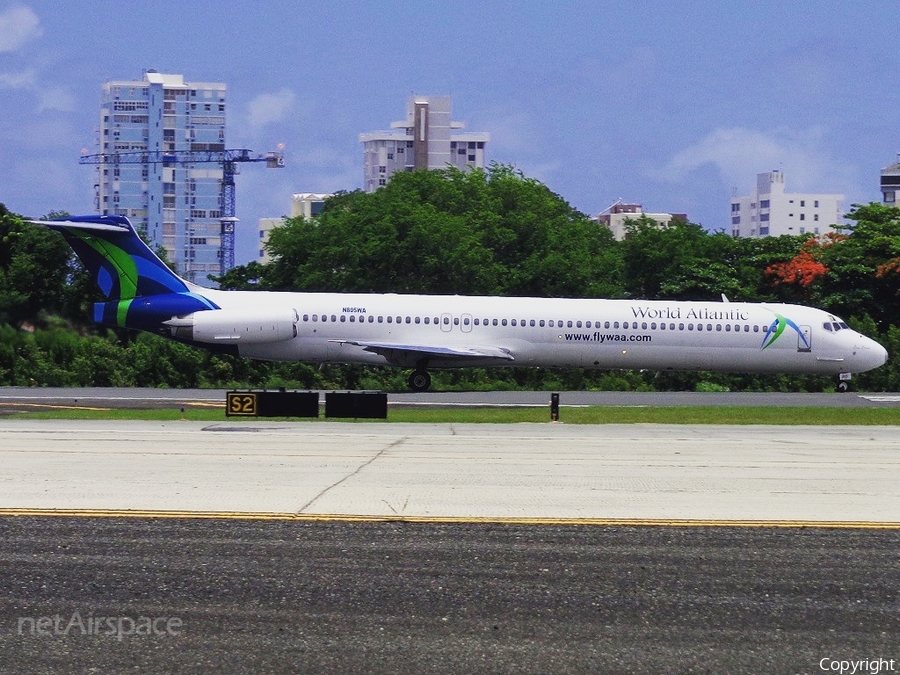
[29,215,887,392]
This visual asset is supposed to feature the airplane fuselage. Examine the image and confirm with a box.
[187,289,887,378]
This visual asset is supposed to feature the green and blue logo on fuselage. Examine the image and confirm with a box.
[761,312,810,350]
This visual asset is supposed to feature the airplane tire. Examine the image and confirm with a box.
[408,370,432,392]
[837,380,850,393]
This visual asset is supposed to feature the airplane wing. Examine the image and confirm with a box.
[328,339,515,365]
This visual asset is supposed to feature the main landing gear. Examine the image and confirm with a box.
[407,369,432,392]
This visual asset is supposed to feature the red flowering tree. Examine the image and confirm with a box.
[764,235,835,298]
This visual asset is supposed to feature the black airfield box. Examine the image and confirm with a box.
[226,390,320,418]
[325,392,388,419]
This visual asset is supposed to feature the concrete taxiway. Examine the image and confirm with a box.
[1,420,898,524]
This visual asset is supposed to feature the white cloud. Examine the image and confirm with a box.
[246,88,297,131]
[0,4,41,53]
[0,68,34,88]
[652,126,855,195]
[37,86,75,112]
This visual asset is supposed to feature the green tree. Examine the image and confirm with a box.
[260,165,624,298]
[818,202,900,330]
[0,207,75,325]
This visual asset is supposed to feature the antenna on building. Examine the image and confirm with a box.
[598,198,624,216]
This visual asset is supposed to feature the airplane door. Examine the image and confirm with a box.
[798,325,811,352]
[440,313,452,333]
[461,313,473,333]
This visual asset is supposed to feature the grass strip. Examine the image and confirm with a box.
[4,406,900,425]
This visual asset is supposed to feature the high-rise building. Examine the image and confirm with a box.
[880,155,900,207]
[730,171,843,238]
[92,70,227,283]
[359,95,489,191]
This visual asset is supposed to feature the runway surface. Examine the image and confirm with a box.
[2,416,899,672]
[1,420,899,522]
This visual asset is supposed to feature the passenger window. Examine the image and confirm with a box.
[443,317,450,325]
[340,315,346,322]
[697,324,702,331]
[415,317,421,324]
[707,324,712,331]
[492,319,498,326]
[678,323,684,330]
[576,321,582,328]
[405,316,411,324]
[303,314,309,322]
[725,324,731,332]
[651,322,657,330]
[530,320,535,327]
[387,316,392,323]
[378,316,383,323]
[605,322,610,329]
[539,320,545,327]
[501,319,507,326]
[641,322,647,330]
[511,319,517,327]
[614,322,619,329]
[454,318,459,326]
[350,315,355,322]
[688,323,693,331]
[331,315,337,322]
[567,321,573,328]
[424,317,430,324]
[549,320,555,328]
[369,316,375,323]
[312,314,318,322]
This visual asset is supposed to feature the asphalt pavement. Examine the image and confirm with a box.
[1,518,898,674]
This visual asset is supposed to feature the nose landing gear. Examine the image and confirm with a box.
[837,373,852,393]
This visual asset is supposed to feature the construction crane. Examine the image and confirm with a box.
[79,148,285,276]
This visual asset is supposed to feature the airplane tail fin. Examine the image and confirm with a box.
[29,215,217,329]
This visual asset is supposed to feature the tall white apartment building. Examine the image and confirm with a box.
[93,70,227,283]
[730,171,843,238]
[359,95,489,191]
[880,155,900,206]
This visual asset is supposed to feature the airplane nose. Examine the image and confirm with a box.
[856,338,888,372]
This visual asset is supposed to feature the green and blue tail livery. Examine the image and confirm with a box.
[30,215,218,331]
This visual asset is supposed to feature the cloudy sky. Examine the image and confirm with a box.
[1,1,898,263]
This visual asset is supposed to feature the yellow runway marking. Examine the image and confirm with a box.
[0,508,898,529]
[0,402,112,411]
